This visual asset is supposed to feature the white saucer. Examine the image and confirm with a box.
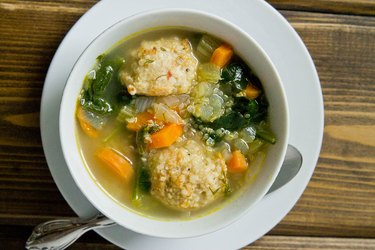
[40,0,323,249]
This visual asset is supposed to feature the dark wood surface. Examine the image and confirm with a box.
[0,0,374,249]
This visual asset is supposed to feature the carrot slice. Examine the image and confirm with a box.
[76,105,99,138]
[126,112,156,131]
[244,84,261,99]
[228,150,248,173]
[96,147,134,182]
[210,44,233,68]
[148,124,183,149]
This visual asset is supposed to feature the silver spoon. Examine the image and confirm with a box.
[25,145,302,250]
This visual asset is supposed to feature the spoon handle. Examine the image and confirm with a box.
[25,214,115,250]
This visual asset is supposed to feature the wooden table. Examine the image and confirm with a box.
[1,0,374,249]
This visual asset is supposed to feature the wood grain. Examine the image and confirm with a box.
[269,10,375,238]
[1,225,375,249]
[0,0,94,225]
[267,0,375,16]
[0,0,374,249]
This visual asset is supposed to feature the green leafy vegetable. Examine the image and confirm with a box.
[132,166,151,204]
[210,112,245,131]
[221,62,248,93]
[138,168,151,193]
[232,97,258,116]
[255,121,277,144]
[80,91,113,115]
[135,129,147,156]
[80,55,125,116]
[248,139,265,154]
[232,96,268,123]
[256,129,276,144]
[117,89,133,106]
[91,65,114,94]
[190,53,276,148]
[135,123,162,155]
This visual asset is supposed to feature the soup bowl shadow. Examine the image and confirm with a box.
[59,8,289,238]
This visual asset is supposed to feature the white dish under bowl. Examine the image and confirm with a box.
[41,0,323,249]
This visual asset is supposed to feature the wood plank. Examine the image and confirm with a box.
[270,10,375,238]
[0,0,374,241]
[267,0,375,16]
[1,225,375,249]
[0,0,93,225]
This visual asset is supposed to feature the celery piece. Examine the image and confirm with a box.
[197,63,222,83]
[195,35,221,62]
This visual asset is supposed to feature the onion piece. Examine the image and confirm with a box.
[216,141,232,161]
[117,105,136,123]
[195,35,221,62]
[239,126,256,143]
[78,107,107,130]
[233,138,249,154]
[152,103,184,124]
[156,94,189,107]
[135,96,155,113]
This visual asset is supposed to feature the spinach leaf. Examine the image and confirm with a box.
[135,129,147,156]
[248,72,262,89]
[80,91,113,115]
[255,121,276,144]
[232,97,259,116]
[211,112,245,131]
[232,96,268,123]
[251,94,269,122]
[81,55,125,116]
[138,168,151,193]
[117,89,133,106]
[256,128,277,144]
[91,64,114,94]
[132,164,152,204]
[221,63,248,93]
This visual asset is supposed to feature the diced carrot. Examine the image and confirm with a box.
[96,147,134,182]
[148,123,183,149]
[126,112,156,131]
[228,150,248,173]
[244,84,261,99]
[76,105,99,138]
[210,44,233,68]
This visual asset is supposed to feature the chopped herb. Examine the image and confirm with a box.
[209,186,221,195]
[224,183,232,196]
[160,47,166,51]
[136,123,162,155]
[155,74,167,81]
[221,170,232,196]
[144,59,154,65]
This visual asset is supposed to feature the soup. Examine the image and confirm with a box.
[76,28,276,219]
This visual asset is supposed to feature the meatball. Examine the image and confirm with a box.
[148,139,228,210]
[120,37,198,96]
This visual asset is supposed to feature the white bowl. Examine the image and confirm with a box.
[59,8,289,238]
